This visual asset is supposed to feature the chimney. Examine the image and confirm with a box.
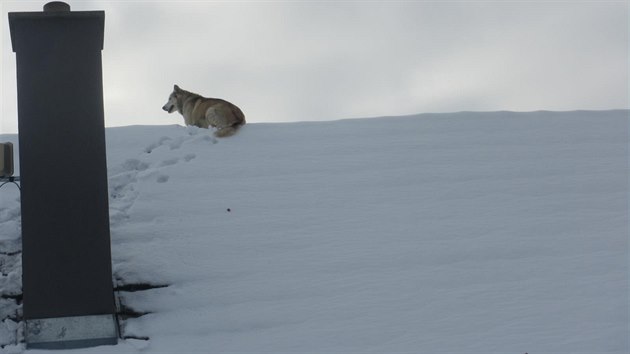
[9,1,117,349]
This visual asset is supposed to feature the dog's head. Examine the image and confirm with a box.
[162,84,182,114]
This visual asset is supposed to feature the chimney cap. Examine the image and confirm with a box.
[44,2,71,12]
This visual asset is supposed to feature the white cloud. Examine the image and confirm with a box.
[1,1,627,133]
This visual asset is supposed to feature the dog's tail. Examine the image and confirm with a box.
[214,105,246,138]
[214,121,245,138]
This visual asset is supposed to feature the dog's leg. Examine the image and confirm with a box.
[214,126,239,138]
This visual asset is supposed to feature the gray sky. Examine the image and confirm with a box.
[1,0,628,133]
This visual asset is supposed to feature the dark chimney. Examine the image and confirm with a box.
[9,1,117,349]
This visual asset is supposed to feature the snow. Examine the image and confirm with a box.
[0,110,628,353]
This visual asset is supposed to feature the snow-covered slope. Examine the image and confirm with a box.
[1,110,628,353]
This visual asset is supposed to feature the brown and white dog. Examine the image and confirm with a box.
[162,85,245,137]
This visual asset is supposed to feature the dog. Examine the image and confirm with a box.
[162,85,245,137]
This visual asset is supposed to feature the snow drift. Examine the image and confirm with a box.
[0,110,628,353]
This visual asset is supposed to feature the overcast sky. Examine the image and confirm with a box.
[1,0,628,133]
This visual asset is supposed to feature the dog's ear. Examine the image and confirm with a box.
[174,84,181,92]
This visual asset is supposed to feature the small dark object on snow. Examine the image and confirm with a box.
[227,208,231,212]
